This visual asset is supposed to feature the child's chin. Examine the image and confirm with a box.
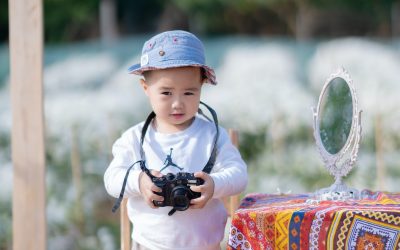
[173,120,192,129]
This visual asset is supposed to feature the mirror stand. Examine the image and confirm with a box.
[315,176,360,201]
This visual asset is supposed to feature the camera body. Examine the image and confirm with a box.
[152,172,204,211]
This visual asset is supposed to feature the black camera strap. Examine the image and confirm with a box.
[198,101,219,174]
[111,160,143,213]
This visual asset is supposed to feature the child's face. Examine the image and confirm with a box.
[141,67,203,133]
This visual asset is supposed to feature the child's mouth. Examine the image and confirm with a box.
[171,114,184,119]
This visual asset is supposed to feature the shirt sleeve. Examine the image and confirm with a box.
[210,128,248,199]
[104,128,143,198]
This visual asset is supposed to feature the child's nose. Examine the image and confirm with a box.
[172,97,183,109]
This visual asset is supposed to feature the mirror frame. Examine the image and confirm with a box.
[311,67,362,201]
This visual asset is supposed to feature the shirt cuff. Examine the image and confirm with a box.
[127,169,143,196]
[210,173,223,199]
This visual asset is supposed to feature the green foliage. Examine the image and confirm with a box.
[285,125,314,145]
[0,1,8,42]
[2,0,399,43]
[44,0,99,42]
[239,128,268,163]
[0,132,10,151]
[0,212,12,250]
[170,0,397,35]
[117,0,165,33]
[172,0,290,35]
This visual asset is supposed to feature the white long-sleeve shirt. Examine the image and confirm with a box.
[104,115,247,250]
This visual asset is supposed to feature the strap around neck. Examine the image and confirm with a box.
[140,111,156,160]
[199,101,219,174]
[140,102,219,174]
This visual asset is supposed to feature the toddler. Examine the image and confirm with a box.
[104,30,247,250]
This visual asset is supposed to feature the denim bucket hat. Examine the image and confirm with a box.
[128,30,217,85]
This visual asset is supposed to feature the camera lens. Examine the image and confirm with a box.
[171,187,190,211]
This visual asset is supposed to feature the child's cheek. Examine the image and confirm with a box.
[159,95,170,102]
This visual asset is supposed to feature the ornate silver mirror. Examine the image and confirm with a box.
[312,67,362,201]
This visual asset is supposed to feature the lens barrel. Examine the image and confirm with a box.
[171,186,190,211]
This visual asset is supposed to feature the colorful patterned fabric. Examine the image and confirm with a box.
[227,190,400,250]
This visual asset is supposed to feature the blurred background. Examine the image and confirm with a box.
[1,0,400,249]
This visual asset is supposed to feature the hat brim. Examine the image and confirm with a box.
[127,63,141,74]
[128,63,217,85]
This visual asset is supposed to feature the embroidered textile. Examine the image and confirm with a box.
[227,191,400,250]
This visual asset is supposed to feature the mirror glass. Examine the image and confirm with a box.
[318,77,353,155]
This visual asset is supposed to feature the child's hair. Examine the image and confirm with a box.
[128,30,217,85]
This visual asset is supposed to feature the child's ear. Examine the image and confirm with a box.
[140,78,149,95]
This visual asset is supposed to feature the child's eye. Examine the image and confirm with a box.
[161,91,172,96]
[184,92,194,96]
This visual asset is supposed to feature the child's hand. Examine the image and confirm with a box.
[189,171,215,209]
[139,170,164,208]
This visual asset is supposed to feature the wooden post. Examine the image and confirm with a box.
[9,0,46,249]
[227,129,240,216]
[121,198,131,250]
[100,0,118,44]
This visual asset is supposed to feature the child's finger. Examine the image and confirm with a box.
[150,192,164,201]
[151,169,163,177]
[190,197,206,209]
[144,192,163,208]
[151,184,162,193]
[194,171,209,181]
[190,185,202,193]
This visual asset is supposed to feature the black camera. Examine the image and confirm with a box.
[152,172,204,211]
